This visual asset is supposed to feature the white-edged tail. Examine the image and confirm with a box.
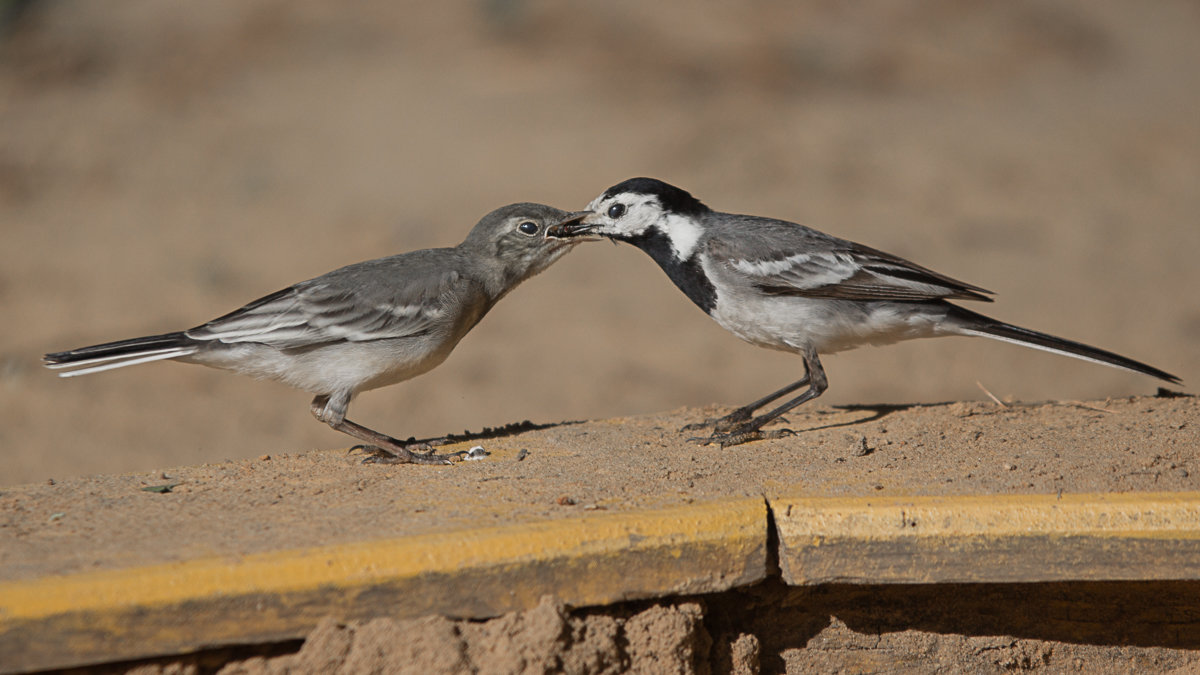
[49,347,197,377]
[950,307,1181,385]
[44,332,198,378]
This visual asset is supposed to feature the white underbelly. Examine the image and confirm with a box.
[710,294,952,355]
[186,337,458,395]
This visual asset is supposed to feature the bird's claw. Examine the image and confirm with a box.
[689,427,796,448]
[360,445,466,465]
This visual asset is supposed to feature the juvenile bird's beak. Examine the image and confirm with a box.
[546,211,597,239]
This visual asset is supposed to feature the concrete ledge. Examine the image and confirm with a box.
[0,498,767,673]
[6,492,1200,672]
[774,492,1200,584]
[2,395,1196,672]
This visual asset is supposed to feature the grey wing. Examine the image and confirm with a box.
[185,257,469,348]
[708,215,993,303]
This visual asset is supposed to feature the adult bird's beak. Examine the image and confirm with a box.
[546,211,596,239]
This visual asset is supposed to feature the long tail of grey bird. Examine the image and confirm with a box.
[44,332,199,377]
[949,306,1181,384]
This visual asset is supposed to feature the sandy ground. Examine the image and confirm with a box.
[5,394,1198,673]
[6,394,1195,581]
[1,0,1197,485]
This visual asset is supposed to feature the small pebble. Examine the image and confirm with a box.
[853,436,873,457]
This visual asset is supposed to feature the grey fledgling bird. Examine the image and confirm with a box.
[549,177,1181,447]
[45,203,582,464]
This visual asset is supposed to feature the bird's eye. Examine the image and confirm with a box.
[517,221,539,236]
[607,203,626,219]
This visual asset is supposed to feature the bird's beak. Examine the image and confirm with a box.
[546,211,597,239]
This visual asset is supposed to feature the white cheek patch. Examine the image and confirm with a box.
[613,215,652,239]
[585,194,703,257]
[584,195,658,239]
[584,195,642,237]
[660,212,705,260]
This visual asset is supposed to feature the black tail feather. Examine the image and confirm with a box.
[44,332,192,365]
[950,307,1181,385]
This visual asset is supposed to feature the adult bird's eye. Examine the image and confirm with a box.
[607,203,626,219]
[518,221,539,236]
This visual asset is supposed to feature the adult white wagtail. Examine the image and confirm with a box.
[548,177,1181,447]
[45,203,582,465]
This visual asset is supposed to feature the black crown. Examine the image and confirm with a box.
[603,178,709,216]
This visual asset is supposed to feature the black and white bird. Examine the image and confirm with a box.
[548,177,1181,447]
[45,203,582,464]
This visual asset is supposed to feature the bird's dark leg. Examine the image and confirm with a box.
[696,349,828,448]
[335,419,467,465]
[681,375,810,433]
[310,395,464,466]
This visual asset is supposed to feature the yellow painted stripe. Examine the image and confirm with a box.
[774,491,1200,541]
[5,492,1197,628]
[0,497,765,623]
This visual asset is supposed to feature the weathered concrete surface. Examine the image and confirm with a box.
[774,492,1200,585]
[1,394,1197,672]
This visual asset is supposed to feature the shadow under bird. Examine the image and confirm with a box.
[45,203,582,465]
[548,177,1181,447]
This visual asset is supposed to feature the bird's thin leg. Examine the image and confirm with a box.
[696,349,828,448]
[333,418,467,465]
[310,395,464,466]
[681,375,810,433]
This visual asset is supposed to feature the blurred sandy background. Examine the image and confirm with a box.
[2,1,1196,485]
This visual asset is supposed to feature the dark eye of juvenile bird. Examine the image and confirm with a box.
[517,221,539,236]
[607,203,626,219]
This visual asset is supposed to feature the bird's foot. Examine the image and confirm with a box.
[689,427,796,448]
[356,443,466,466]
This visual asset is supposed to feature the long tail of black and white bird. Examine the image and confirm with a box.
[43,332,199,377]
[949,306,1180,384]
